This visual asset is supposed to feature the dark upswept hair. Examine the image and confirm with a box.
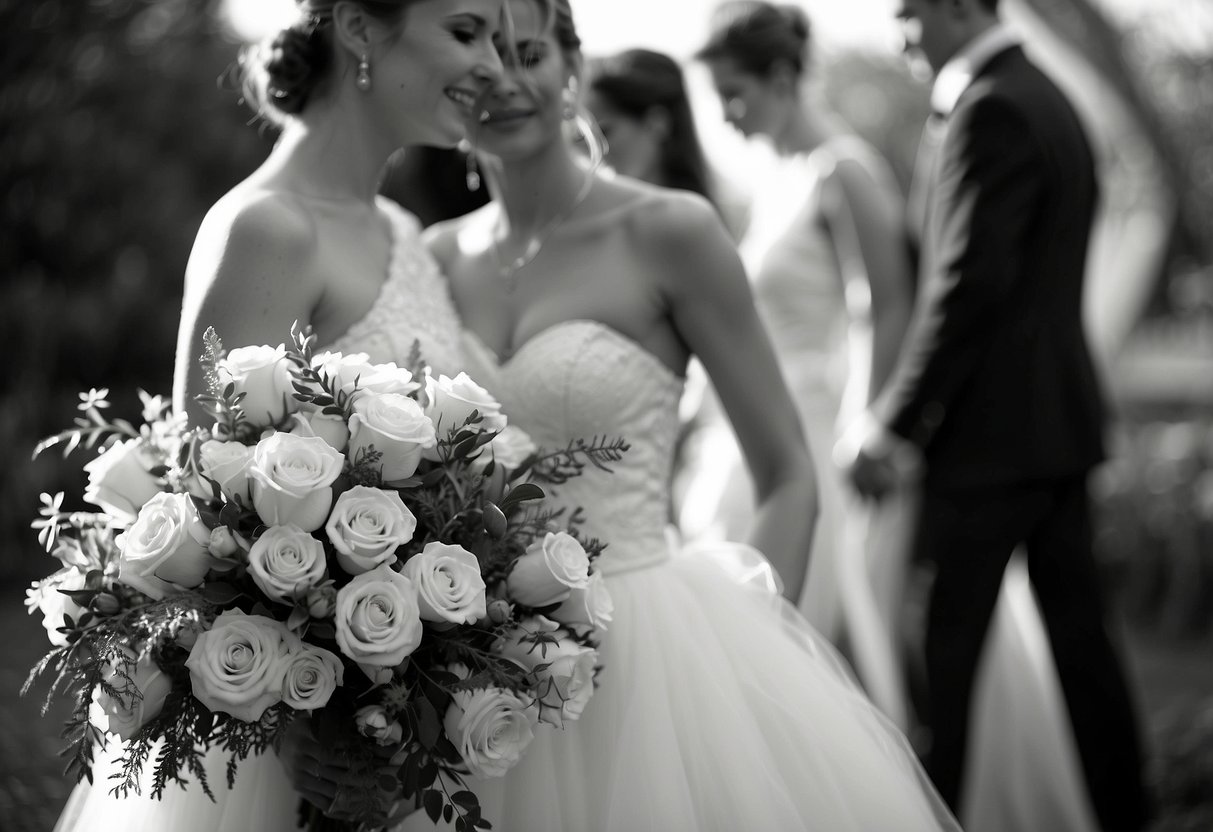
[588,49,713,203]
[694,1,811,79]
[240,1,425,123]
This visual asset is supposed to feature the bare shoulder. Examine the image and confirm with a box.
[614,182,724,257]
[187,189,319,295]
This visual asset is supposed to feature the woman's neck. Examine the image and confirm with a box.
[267,99,400,205]
[770,97,836,158]
[487,141,592,237]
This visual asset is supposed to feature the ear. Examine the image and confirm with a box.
[331,0,377,59]
[642,106,671,141]
[768,59,799,96]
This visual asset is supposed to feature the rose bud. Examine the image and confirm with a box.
[488,599,512,625]
[90,592,121,616]
[306,584,337,619]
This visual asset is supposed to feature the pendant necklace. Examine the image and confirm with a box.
[492,168,596,293]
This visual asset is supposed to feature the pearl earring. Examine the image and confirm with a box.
[561,87,577,121]
[356,55,371,92]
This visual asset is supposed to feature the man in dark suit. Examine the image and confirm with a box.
[843,1,1150,829]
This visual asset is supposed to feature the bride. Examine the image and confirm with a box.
[385,1,962,828]
[52,1,504,829]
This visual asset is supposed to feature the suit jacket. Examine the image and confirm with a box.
[874,45,1105,489]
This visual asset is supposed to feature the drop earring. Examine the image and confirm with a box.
[561,77,578,121]
[356,55,372,92]
[460,140,481,191]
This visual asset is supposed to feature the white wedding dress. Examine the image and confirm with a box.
[52,197,465,832]
[395,319,961,832]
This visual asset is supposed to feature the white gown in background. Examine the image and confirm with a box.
[397,319,961,832]
[677,134,913,722]
[52,197,466,832]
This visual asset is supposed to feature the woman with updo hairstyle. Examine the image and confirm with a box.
[52,2,503,830]
[683,0,918,725]
[584,49,713,205]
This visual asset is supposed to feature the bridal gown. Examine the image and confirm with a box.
[52,197,465,832]
[395,319,961,832]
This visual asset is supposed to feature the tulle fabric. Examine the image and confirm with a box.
[53,744,302,832]
[961,555,1099,832]
[402,538,961,832]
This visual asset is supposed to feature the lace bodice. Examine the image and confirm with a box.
[463,321,684,574]
[324,197,464,376]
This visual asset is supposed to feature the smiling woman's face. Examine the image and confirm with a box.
[465,0,572,161]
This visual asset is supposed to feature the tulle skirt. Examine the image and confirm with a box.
[53,741,302,832]
[402,540,961,832]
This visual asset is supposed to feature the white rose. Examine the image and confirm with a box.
[347,393,436,482]
[25,568,89,647]
[550,572,614,633]
[425,373,507,439]
[289,408,351,454]
[310,351,374,397]
[401,542,487,625]
[249,432,344,532]
[443,669,537,778]
[529,640,598,727]
[497,620,597,726]
[357,362,423,399]
[116,492,216,600]
[473,425,538,474]
[334,564,423,669]
[325,486,416,575]
[184,610,291,722]
[194,440,255,502]
[90,650,172,740]
[506,532,590,608]
[218,344,298,427]
[83,439,163,525]
[247,525,328,604]
[355,704,404,745]
[280,644,344,711]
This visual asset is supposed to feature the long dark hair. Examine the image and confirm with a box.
[587,49,714,203]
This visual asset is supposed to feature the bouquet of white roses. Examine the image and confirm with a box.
[24,324,625,832]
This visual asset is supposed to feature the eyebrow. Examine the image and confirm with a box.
[445,13,488,26]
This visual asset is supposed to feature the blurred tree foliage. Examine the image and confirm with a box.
[0,0,272,577]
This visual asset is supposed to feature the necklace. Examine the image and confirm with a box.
[491,168,597,292]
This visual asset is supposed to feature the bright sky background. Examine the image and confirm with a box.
[223,0,1206,56]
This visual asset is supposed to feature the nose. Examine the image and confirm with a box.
[473,40,504,86]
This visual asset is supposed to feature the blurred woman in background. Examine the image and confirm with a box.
[686,0,916,723]
[584,49,714,204]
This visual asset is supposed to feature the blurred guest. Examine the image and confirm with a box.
[585,49,714,204]
[842,1,1151,830]
[687,0,915,713]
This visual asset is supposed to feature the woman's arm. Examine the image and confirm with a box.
[825,156,915,400]
[173,195,319,425]
[648,194,819,601]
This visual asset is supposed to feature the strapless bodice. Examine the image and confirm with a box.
[324,197,464,376]
[462,321,684,574]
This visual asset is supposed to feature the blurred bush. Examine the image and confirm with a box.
[0,0,271,578]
